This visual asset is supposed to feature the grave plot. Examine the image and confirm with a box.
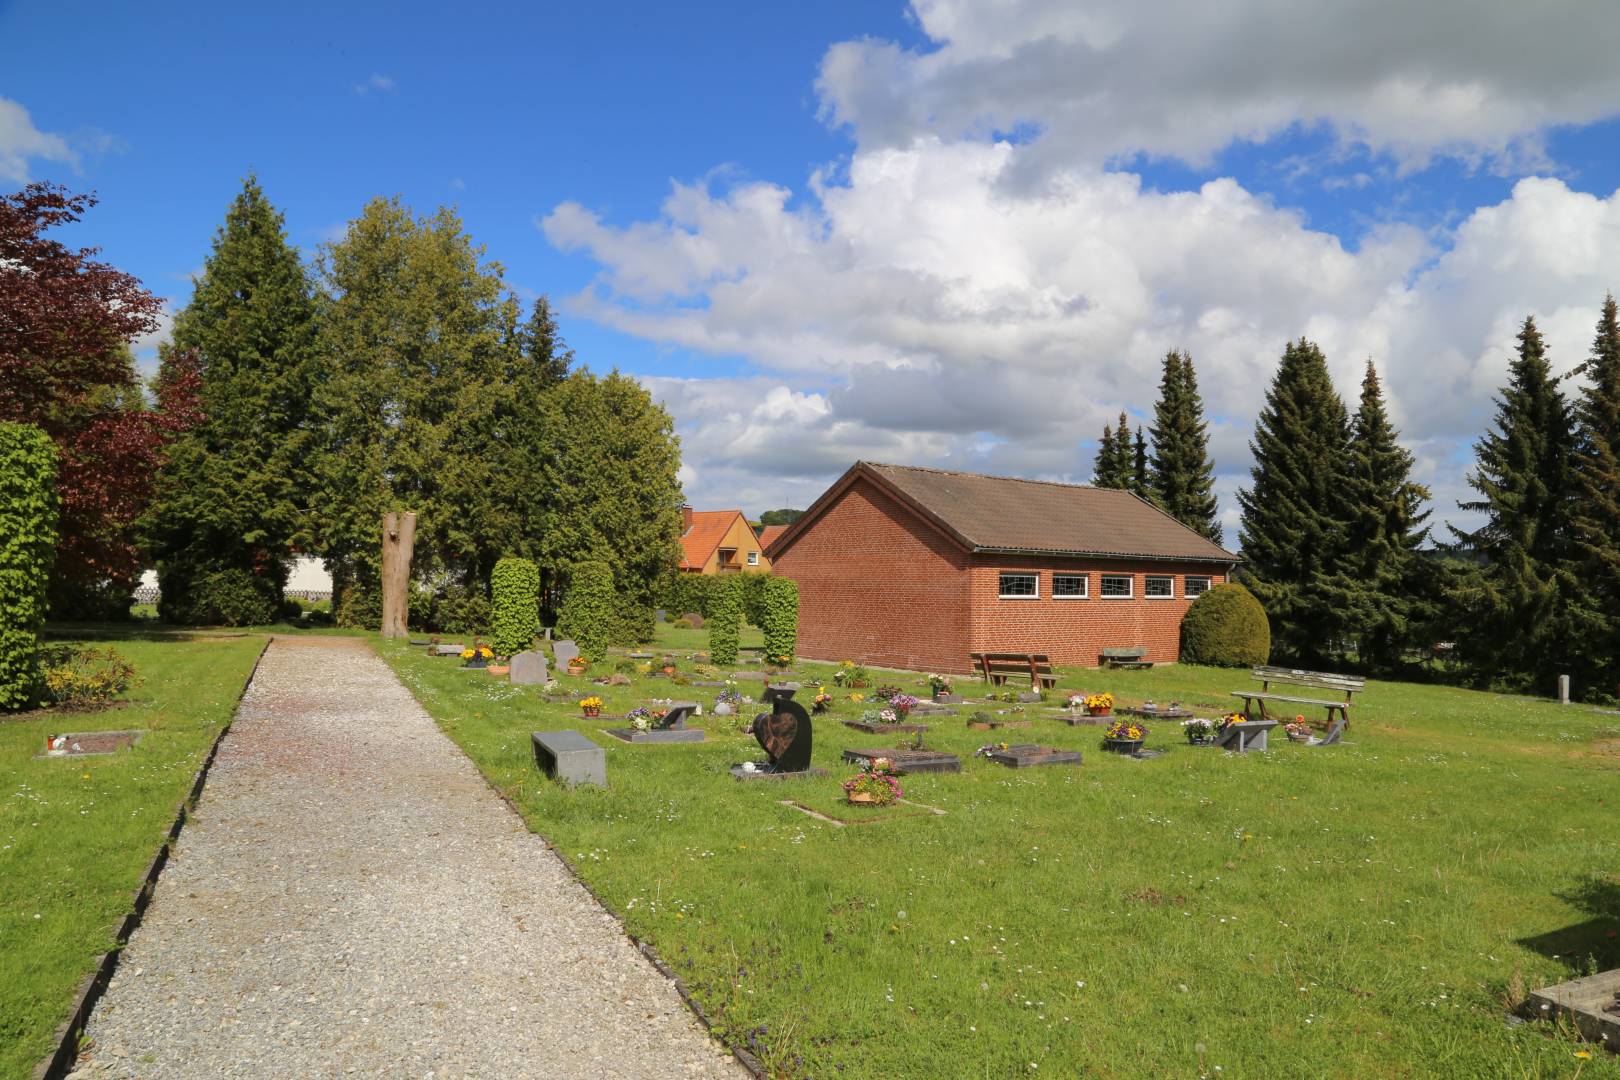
[840,747,961,774]
[37,730,143,758]
[981,743,1082,768]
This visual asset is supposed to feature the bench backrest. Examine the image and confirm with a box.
[661,702,700,729]
[1101,647,1148,659]
[1253,665,1364,697]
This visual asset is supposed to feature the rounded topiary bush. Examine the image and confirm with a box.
[1180,583,1270,666]
[557,560,615,662]
[490,557,541,657]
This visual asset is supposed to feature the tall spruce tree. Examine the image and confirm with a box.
[1148,349,1222,542]
[1236,338,1352,664]
[1451,316,1583,692]
[1131,427,1149,496]
[143,176,318,621]
[1314,360,1432,669]
[1571,295,1620,693]
[1092,424,1123,487]
[519,295,574,387]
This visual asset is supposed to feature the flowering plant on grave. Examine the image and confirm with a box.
[873,684,902,701]
[812,688,834,713]
[460,644,494,661]
[879,708,899,725]
[1182,717,1218,742]
[579,696,604,713]
[1104,719,1147,741]
[627,707,654,731]
[1083,692,1114,711]
[847,692,867,703]
[715,681,746,708]
[1066,693,1088,710]
[833,660,870,687]
[842,757,903,805]
[974,742,1010,758]
[1220,712,1245,729]
[888,693,920,717]
[927,673,952,695]
[1285,716,1313,739]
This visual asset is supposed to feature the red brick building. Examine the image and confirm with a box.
[764,462,1238,673]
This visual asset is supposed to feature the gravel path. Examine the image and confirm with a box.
[71,636,746,1079]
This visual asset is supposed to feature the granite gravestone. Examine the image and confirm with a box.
[509,650,549,685]
[751,696,813,773]
[553,639,581,668]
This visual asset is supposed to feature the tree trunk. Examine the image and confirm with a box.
[380,510,417,637]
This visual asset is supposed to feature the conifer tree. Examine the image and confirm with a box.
[1092,424,1122,488]
[1451,316,1583,691]
[1148,349,1222,542]
[143,176,318,621]
[1570,295,1620,691]
[1236,339,1352,664]
[519,295,574,387]
[1131,427,1149,497]
[1315,360,1431,669]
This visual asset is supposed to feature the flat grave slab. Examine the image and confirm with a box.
[37,730,143,758]
[729,671,769,682]
[908,702,958,717]
[984,743,1083,768]
[780,798,947,826]
[730,763,828,782]
[841,747,961,774]
[605,728,705,744]
[1053,712,1110,726]
[1118,705,1194,720]
[843,720,929,735]
[1529,968,1620,1051]
[968,716,1033,730]
[691,680,729,687]
[931,694,967,705]
[431,643,465,656]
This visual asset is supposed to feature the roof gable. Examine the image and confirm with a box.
[770,462,1236,564]
[679,510,752,570]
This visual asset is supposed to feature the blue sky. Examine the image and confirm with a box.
[7,0,1620,531]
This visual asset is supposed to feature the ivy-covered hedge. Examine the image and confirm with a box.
[490,557,540,657]
[557,560,615,662]
[737,571,770,627]
[760,576,798,663]
[1180,583,1271,666]
[707,575,742,665]
[0,423,59,711]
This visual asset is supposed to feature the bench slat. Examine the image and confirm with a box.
[1232,692,1355,709]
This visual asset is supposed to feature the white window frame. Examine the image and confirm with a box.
[998,572,1040,599]
[1185,576,1212,598]
[1099,574,1134,599]
[746,551,759,566]
[1144,575,1175,599]
[1052,573,1088,599]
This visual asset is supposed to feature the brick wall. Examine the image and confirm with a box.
[770,476,973,673]
[968,556,1230,666]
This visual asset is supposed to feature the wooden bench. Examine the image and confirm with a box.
[1231,666,1362,729]
[970,652,1058,689]
[531,730,606,787]
[1100,647,1152,670]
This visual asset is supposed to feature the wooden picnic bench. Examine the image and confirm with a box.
[1231,666,1362,729]
[970,652,1059,689]
[1100,647,1153,670]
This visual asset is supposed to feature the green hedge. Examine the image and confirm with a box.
[160,564,279,626]
[737,571,770,627]
[760,576,798,663]
[0,424,59,710]
[1180,583,1271,667]
[557,560,615,662]
[707,575,742,666]
[490,557,540,657]
[335,583,382,630]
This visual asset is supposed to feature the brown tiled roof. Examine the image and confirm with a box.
[756,524,787,549]
[818,462,1236,563]
[679,510,748,570]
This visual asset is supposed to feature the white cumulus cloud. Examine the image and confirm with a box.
[0,97,77,183]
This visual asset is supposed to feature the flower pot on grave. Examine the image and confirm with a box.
[582,706,601,718]
[568,662,588,676]
[847,791,879,805]
[487,665,510,676]
[465,657,488,670]
[1287,733,1312,743]
[1087,706,1113,717]
[1102,738,1143,754]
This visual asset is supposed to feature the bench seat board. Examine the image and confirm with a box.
[1232,692,1356,709]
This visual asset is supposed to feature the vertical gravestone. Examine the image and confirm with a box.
[509,650,549,685]
[553,640,581,669]
[751,696,813,773]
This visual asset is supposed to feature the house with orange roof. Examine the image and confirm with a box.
[678,506,772,574]
[755,524,788,550]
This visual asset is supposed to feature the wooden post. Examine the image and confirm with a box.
[380,510,417,638]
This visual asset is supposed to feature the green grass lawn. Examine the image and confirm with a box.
[381,629,1620,1078]
[0,631,267,1079]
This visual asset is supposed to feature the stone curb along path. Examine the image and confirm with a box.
[70,636,747,1079]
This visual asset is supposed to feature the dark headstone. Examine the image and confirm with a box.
[841,747,961,774]
[553,640,581,668]
[509,650,549,685]
[985,744,1083,768]
[760,683,800,704]
[750,698,813,773]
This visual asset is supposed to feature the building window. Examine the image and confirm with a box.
[1053,573,1088,598]
[746,551,759,566]
[1185,576,1212,598]
[999,572,1039,598]
[1100,574,1133,598]
[1145,575,1175,599]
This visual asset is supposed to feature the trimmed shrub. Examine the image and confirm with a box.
[707,575,742,666]
[335,583,383,630]
[435,586,491,635]
[557,560,615,662]
[672,617,693,630]
[490,557,541,657]
[175,567,279,626]
[760,576,799,664]
[1180,583,1271,666]
[0,423,59,710]
[614,592,654,646]
[737,571,770,627]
